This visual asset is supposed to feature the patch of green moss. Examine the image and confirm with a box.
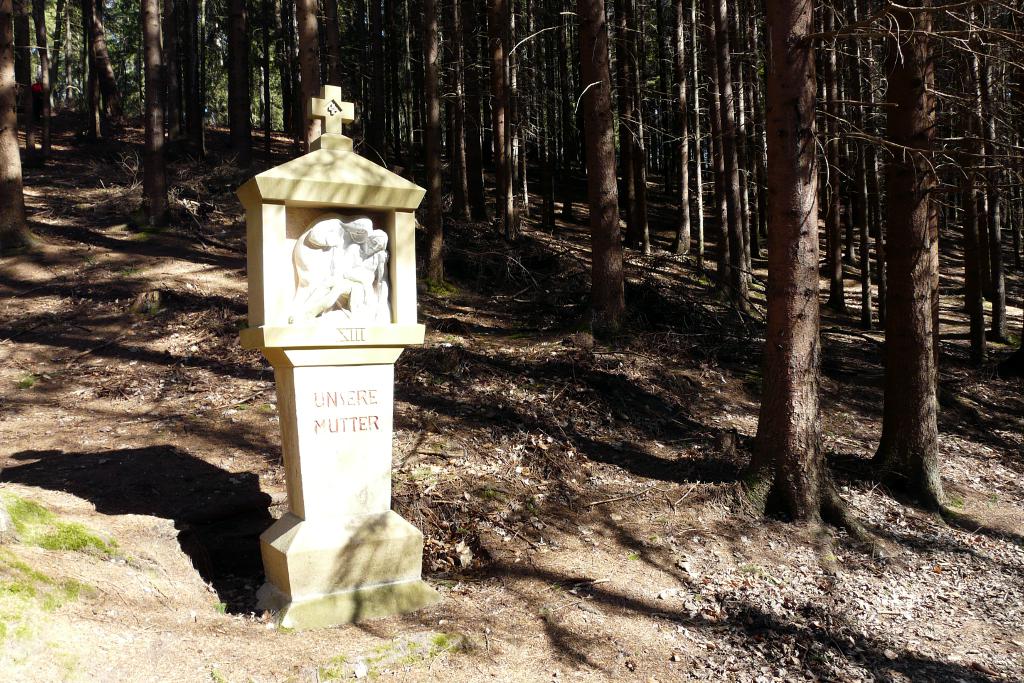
[16,373,37,389]
[317,655,348,681]
[426,279,459,297]
[2,496,118,557]
[36,522,117,556]
[6,498,54,533]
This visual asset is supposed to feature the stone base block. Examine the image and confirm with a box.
[257,579,440,629]
[258,510,439,628]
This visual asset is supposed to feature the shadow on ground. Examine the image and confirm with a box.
[2,446,271,612]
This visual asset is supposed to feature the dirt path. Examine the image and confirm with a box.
[1,124,1023,682]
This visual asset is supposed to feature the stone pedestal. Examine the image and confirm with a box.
[252,347,439,628]
[237,89,438,628]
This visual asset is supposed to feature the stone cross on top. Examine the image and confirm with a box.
[310,85,355,138]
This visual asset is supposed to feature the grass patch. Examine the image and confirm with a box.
[317,632,466,679]
[0,548,92,643]
[36,522,117,555]
[16,373,37,389]
[426,279,459,297]
[2,496,118,557]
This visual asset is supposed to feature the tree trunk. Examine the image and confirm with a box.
[228,0,251,166]
[979,55,1006,341]
[323,0,342,85]
[423,0,443,282]
[690,0,704,266]
[368,0,385,160]
[0,0,28,253]
[749,0,826,522]
[489,0,514,238]
[82,0,100,139]
[708,0,747,307]
[961,166,986,364]
[13,0,30,153]
[462,0,487,220]
[181,0,204,154]
[576,0,624,337]
[296,0,320,149]
[822,5,846,313]
[557,4,575,219]
[850,1,870,328]
[449,0,469,219]
[163,0,183,140]
[628,0,648,254]
[262,0,271,159]
[49,0,63,108]
[82,0,121,121]
[874,3,943,510]
[704,9,729,287]
[671,0,690,254]
[142,0,168,226]
[30,0,48,158]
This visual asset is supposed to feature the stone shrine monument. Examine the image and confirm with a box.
[237,86,439,628]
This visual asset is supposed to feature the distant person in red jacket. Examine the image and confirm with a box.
[31,81,43,122]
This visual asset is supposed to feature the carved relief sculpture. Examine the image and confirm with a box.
[290,215,392,325]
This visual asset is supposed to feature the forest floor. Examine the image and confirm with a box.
[1,119,1023,682]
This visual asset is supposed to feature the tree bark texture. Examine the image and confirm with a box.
[672,0,690,254]
[227,0,251,166]
[0,0,28,253]
[296,0,321,149]
[13,0,30,152]
[875,3,944,509]
[577,0,624,337]
[423,0,443,282]
[30,0,48,157]
[489,0,514,238]
[708,0,747,306]
[142,0,168,225]
[750,0,825,522]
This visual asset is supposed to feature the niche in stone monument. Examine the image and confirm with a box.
[289,214,391,325]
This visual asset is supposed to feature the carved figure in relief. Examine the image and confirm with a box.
[289,215,392,325]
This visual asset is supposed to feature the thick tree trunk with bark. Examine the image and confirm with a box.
[227,0,251,166]
[874,3,944,509]
[141,0,167,226]
[296,0,320,149]
[0,0,28,253]
[748,0,828,522]
[424,0,443,281]
[576,0,624,337]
